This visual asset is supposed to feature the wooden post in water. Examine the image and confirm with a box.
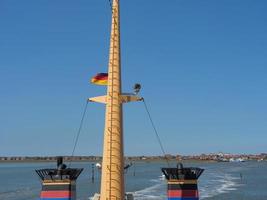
[91,163,95,183]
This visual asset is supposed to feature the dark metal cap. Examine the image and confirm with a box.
[161,165,204,180]
[36,156,83,181]
[36,168,83,181]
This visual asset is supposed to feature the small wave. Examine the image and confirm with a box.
[133,172,241,200]
[133,177,165,200]
[200,174,240,199]
[0,187,38,200]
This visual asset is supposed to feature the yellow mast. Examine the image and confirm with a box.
[89,0,142,199]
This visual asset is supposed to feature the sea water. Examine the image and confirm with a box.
[0,161,266,200]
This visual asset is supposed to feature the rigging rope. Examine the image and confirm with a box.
[108,0,113,11]
[142,98,170,167]
[69,100,89,167]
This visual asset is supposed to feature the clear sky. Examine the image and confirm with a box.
[0,0,266,156]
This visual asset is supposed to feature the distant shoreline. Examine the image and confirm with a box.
[0,153,266,163]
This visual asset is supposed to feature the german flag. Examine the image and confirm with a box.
[91,73,108,85]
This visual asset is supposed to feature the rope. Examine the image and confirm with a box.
[108,0,113,11]
[69,100,89,167]
[142,98,170,167]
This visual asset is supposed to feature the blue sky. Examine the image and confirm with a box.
[0,0,266,156]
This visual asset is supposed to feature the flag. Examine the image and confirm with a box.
[91,73,108,85]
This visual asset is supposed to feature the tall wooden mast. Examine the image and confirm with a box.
[101,0,123,198]
[89,0,142,199]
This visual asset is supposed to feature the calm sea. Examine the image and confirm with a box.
[0,161,266,200]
